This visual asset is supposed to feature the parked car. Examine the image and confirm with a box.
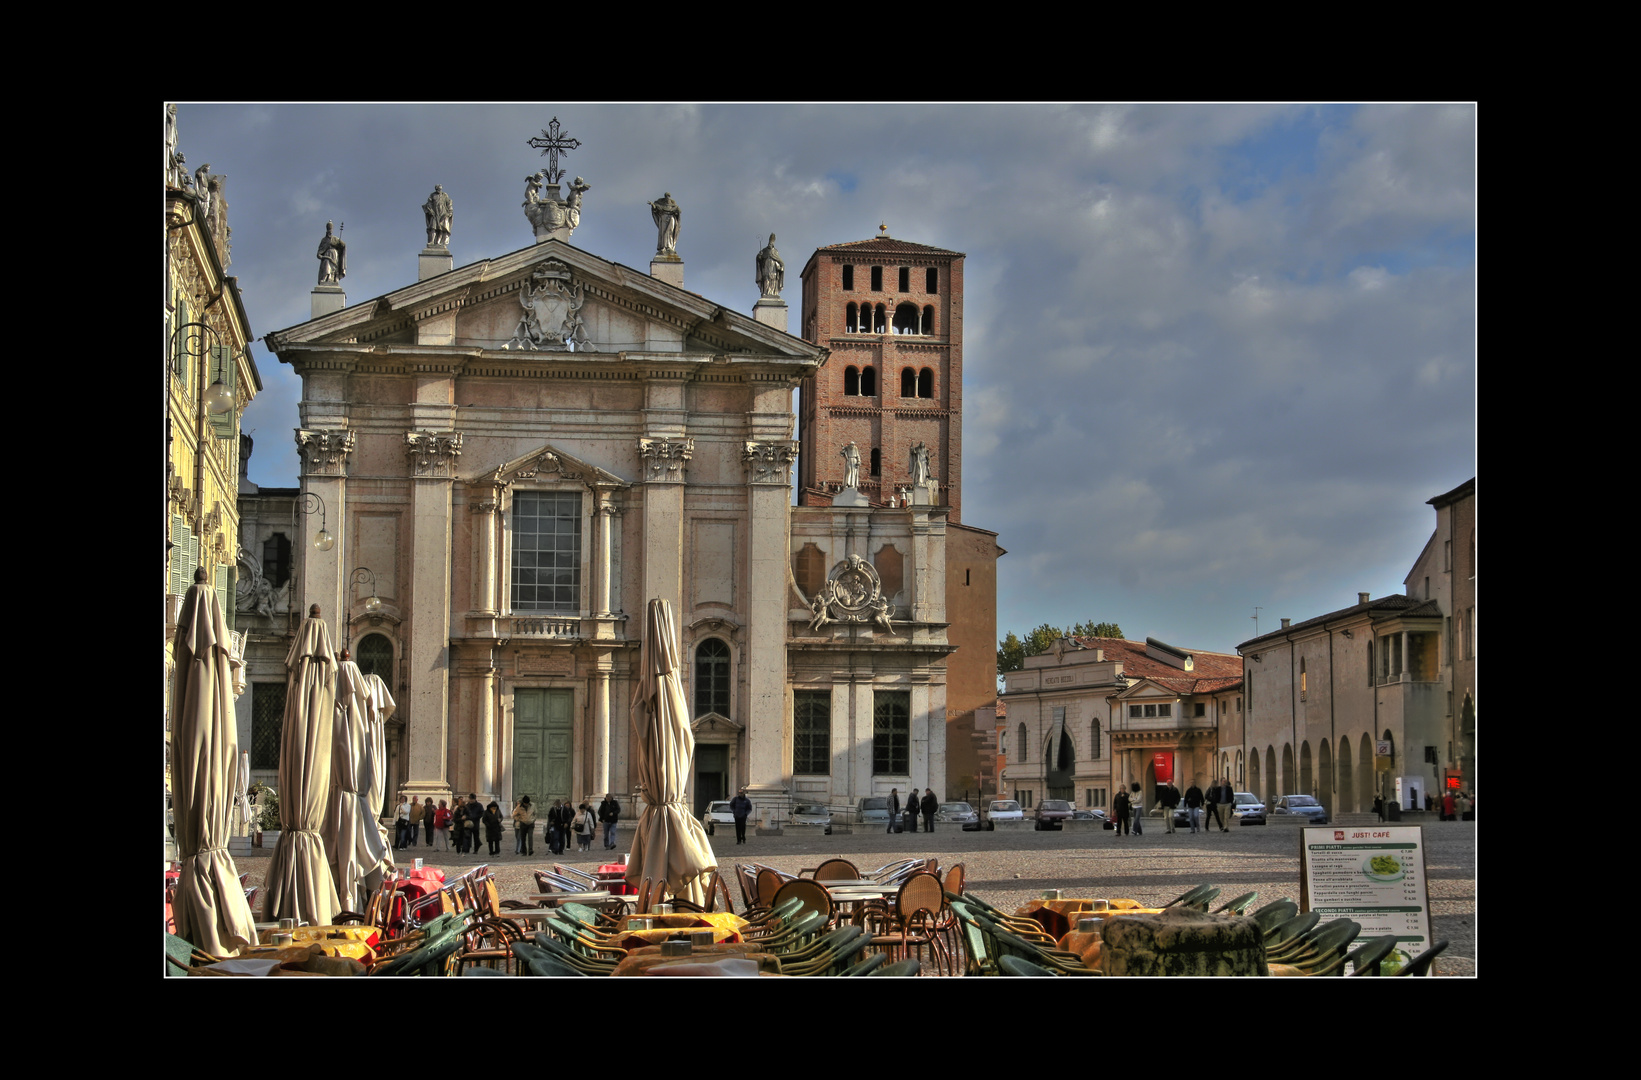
[987,799,1024,829]
[1233,792,1266,825]
[701,800,735,836]
[1271,794,1328,824]
[790,802,832,834]
[1071,808,1106,822]
[934,801,978,826]
[856,796,892,827]
[1034,799,1075,829]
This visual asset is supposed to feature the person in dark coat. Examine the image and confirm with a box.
[729,788,754,845]
[921,789,938,833]
[903,796,919,833]
[1183,780,1205,833]
[887,788,900,834]
[483,801,504,856]
[598,793,621,850]
[1113,788,1130,836]
[464,794,484,855]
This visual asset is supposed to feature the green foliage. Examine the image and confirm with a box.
[997,620,1125,675]
[251,782,281,832]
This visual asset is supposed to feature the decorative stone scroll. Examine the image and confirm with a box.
[742,440,798,485]
[808,553,894,633]
[404,430,463,477]
[638,437,693,482]
[295,428,356,477]
[503,258,594,352]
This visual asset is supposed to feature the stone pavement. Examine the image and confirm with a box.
[231,819,1476,976]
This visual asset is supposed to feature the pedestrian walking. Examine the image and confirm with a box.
[1129,781,1144,835]
[730,788,754,845]
[1183,780,1204,833]
[433,799,451,851]
[1161,781,1181,834]
[598,792,621,850]
[513,795,535,856]
[484,801,504,856]
[1373,794,1385,822]
[887,788,900,834]
[407,795,421,847]
[921,788,938,833]
[395,795,411,849]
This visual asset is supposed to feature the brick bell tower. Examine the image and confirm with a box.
[797,229,965,522]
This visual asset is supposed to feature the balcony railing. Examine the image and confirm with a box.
[506,615,581,639]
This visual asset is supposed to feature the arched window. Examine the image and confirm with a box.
[1090,719,1102,758]
[846,302,858,333]
[870,448,880,476]
[918,368,934,398]
[921,306,934,334]
[901,368,916,397]
[1017,723,1029,761]
[860,365,876,396]
[893,302,920,334]
[873,304,886,334]
[694,638,731,718]
[844,366,860,396]
[357,633,394,684]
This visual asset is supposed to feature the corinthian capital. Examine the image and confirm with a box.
[742,440,798,485]
[295,428,357,477]
[637,436,693,482]
[405,430,464,477]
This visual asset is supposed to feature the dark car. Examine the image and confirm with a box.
[1034,799,1075,829]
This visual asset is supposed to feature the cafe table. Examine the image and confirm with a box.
[1013,897,1157,940]
[595,863,637,896]
[612,912,745,950]
[246,924,380,963]
[526,890,613,906]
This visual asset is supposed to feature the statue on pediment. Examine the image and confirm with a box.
[422,184,453,248]
[649,192,681,256]
[317,221,346,285]
[756,233,784,298]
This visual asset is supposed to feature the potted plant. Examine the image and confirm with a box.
[250,782,281,848]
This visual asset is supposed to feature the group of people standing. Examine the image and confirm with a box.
[1110,777,1238,836]
[887,788,941,833]
[392,792,622,858]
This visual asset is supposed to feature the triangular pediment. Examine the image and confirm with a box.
[265,239,827,367]
[473,442,629,490]
[692,712,743,735]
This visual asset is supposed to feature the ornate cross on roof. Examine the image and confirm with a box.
[528,117,580,185]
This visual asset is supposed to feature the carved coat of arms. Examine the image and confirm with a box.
[808,554,895,633]
[504,259,594,351]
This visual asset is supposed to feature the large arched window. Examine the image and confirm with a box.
[918,368,934,398]
[860,365,877,396]
[1017,723,1029,762]
[1090,719,1102,758]
[893,302,920,334]
[694,638,731,718]
[873,304,886,334]
[845,302,859,333]
[844,365,860,396]
[901,368,916,398]
[921,306,934,334]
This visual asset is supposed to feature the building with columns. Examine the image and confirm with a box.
[258,201,968,821]
[999,636,1243,816]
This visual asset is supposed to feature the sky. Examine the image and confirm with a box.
[177,103,1475,657]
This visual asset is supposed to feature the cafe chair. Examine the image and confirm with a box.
[999,954,1061,976]
[806,858,860,882]
[512,940,587,977]
[1340,935,1400,976]
[1393,940,1449,976]
[873,957,922,977]
[1263,910,1321,950]
[838,951,887,976]
[532,931,621,975]
[1213,890,1259,916]
[1269,918,1361,970]
[455,915,526,976]
[1163,883,1218,910]
[1250,899,1299,935]
[863,858,921,882]
[771,878,835,929]
[777,925,869,975]
[866,871,950,975]
[552,863,600,890]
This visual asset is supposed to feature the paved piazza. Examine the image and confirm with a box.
[234,819,1476,976]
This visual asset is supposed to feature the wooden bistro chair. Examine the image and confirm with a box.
[868,871,950,975]
[772,877,835,930]
[809,858,860,883]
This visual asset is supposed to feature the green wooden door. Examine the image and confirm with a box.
[514,689,574,806]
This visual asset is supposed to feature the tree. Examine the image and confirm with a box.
[997,620,1124,676]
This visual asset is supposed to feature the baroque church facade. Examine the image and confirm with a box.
[256,175,991,823]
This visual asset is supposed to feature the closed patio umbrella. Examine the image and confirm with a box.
[323,654,388,912]
[263,605,343,926]
[363,672,397,890]
[170,568,257,956]
[626,598,717,906]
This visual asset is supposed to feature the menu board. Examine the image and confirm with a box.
[1299,825,1432,974]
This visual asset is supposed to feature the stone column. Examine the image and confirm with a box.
[637,434,690,616]
[402,430,462,804]
[470,493,498,615]
[294,428,356,632]
[475,646,498,803]
[592,661,612,797]
[742,440,798,799]
[594,488,615,616]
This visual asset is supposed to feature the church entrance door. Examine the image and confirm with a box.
[1046,730,1075,801]
[514,689,573,808]
[694,743,728,818]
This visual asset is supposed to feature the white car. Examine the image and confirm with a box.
[987,799,1024,827]
[790,802,833,834]
[701,800,736,836]
[1233,792,1266,824]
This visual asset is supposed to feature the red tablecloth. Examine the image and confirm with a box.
[597,864,637,896]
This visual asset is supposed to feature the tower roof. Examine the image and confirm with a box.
[811,235,964,258]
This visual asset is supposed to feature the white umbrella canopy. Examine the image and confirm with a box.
[626,598,717,906]
[263,606,343,926]
[323,657,389,912]
[362,672,397,885]
[170,569,257,956]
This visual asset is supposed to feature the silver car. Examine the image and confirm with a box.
[934,801,978,825]
[1272,794,1328,824]
[790,802,833,835]
[856,796,892,826]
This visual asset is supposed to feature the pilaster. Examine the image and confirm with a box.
[402,430,460,802]
[295,427,356,628]
[743,441,797,793]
